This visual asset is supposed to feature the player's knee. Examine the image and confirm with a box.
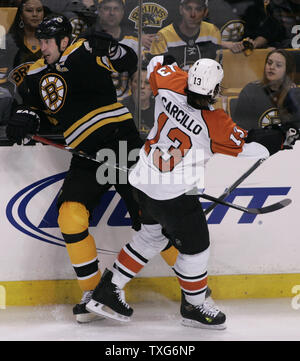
[58,201,90,234]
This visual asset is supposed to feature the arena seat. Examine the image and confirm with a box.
[0,7,17,33]
[221,48,270,95]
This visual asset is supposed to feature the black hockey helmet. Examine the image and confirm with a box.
[36,14,73,45]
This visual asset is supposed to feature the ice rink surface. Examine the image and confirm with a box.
[0,296,299,342]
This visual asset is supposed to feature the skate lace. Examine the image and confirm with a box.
[114,288,130,309]
[196,301,220,318]
[80,290,93,304]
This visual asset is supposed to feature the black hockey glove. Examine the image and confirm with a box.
[85,28,118,57]
[163,54,177,66]
[267,122,300,150]
[6,106,40,145]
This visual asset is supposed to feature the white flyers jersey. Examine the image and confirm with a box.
[129,56,270,200]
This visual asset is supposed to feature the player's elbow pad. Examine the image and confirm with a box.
[245,128,284,156]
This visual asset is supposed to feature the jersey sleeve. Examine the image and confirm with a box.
[147,55,188,97]
[203,109,248,156]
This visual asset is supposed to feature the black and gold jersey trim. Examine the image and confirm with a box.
[63,102,132,149]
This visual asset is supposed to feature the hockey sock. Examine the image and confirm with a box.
[173,248,210,305]
[58,202,101,291]
[112,224,169,288]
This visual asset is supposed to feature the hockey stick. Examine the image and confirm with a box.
[199,193,291,215]
[31,135,128,172]
[204,158,266,215]
[32,135,291,215]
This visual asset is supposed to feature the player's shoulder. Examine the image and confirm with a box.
[27,58,47,76]
[60,38,86,63]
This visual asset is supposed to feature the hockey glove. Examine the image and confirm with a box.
[280,123,300,149]
[162,54,177,66]
[6,106,40,145]
[269,122,300,149]
[85,28,118,57]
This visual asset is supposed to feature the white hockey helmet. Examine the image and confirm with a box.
[188,58,224,96]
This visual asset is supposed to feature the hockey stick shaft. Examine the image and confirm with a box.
[31,135,129,172]
[204,158,266,215]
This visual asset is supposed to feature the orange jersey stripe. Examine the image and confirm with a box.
[177,277,207,291]
[202,109,247,156]
[118,249,144,274]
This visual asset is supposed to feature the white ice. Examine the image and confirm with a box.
[0,296,299,341]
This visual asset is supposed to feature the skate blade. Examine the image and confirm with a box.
[75,312,105,324]
[86,299,131,323]
[181,318,226,330]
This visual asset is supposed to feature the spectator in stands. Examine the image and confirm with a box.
[122,66,155,140]
[234,48,298,129]
[96,0,138,100]
[205,0,246,52]
[5,0,50,102]
[235,0,300,52]
[121,0,181,51]
[150,0,222,71]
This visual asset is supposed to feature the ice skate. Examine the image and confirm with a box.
[180,292,226,330]
[86,268,133,322]
[73,290,105,323]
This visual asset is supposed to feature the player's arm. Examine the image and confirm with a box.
[147,55,184,96]
[83,28,138,74]
[208,109,295,159]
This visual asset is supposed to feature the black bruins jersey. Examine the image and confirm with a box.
[22,38,139,154]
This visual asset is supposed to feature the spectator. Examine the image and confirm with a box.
[5,0,50,102]
[122,66,155,139]
[235,0,300,52]
[121,0,181,51]
[150,0,222,71]
[96,0,139,100]
[234,48,298,129]
[205,0,246,52]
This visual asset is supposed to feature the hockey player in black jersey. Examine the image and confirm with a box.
[5,14,180,323]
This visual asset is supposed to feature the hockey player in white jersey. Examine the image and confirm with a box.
[86,56,299,329]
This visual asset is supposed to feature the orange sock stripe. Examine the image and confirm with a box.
[177,277,207,291]
[118,249,144,274]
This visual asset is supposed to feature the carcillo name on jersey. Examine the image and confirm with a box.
[162,96,202,135]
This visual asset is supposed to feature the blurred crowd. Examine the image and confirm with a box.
[0,0,300,136]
